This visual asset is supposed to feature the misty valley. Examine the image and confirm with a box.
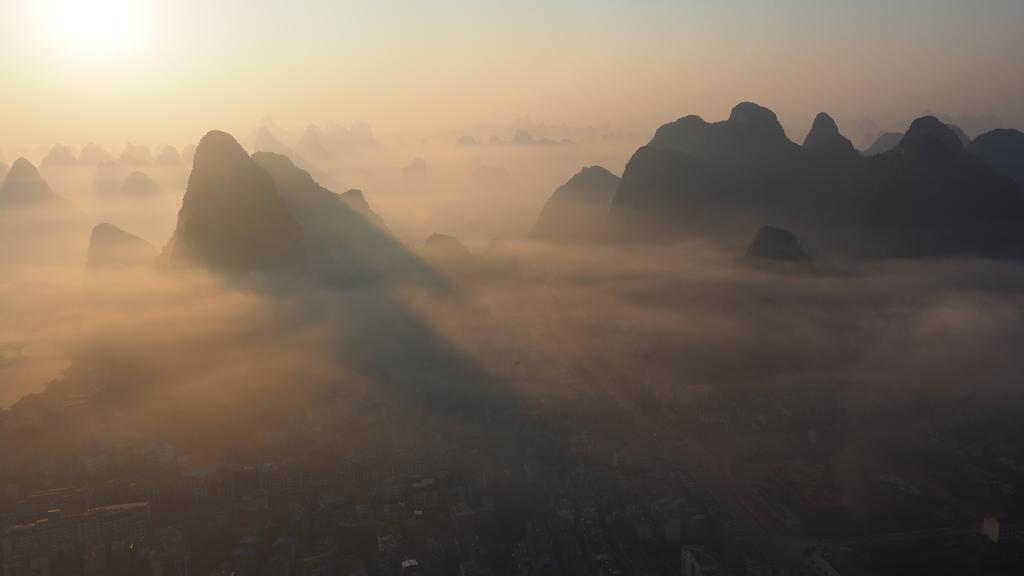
[3,104,1024,576]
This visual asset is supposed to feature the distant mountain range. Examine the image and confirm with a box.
[29,143,190,168]
[79,143,114,164]
[607,102,1024,259]
[41,144,78,167]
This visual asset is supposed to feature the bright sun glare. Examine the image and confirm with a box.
[41,0,144,56]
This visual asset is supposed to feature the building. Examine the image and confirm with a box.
[1,502,150,560]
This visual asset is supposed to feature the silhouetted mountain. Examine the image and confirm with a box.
[802,112,861,171]
[319,121,378,151]
[854,118,881,149]
[864,132,902,156]
[608,102,806,242]
[403,157,428,178]
[338,189,387,229]
[0,161,8,180]
[41,144,77,167]
[253,152,437,286]
[165,131,306,273]
[182,144,196,166]
[864,123,969,156]
[803,113,856,153]
[349,121,378,147]
[155,146,184,165]
[608,104,1024,258]
[0,158,70,210]
[324,122,350,145]
[739,226,814,273]
[946,124,971,146]
[743,225,810,261]
[844,117,1024,257]
[649,102,801,166]
[513,129,536,146]
[119,144,153,165]
[422,233,518,278]
[79,143,113,164]
[296,126,331,160]
[120,171,160,196]
[511,129,563,147]
[423,233,475,271]
[425,233,472,257]
[251,127,291,156]
[0,159,84,264]
[456,135,479,147]
[970,129,1024,188]
[533,166,620,242]
[86,223,157,270]
[929,111,1003,139]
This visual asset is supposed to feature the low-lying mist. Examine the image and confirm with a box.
[5,240,1024,459]
[4,129,1024,537]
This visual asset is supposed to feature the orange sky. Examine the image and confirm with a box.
[1,0,1022,151]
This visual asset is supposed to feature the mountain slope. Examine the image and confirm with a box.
[252,152,438,285]
[87,224,157,270]
[533,166,620,242]
[0,158,74,211]
[608,104,1024,258]
[165,131,306,273]
[969,128,1024,188]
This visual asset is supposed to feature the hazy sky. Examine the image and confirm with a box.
[1,0,1022,149]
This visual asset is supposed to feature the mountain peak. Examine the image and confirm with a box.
[119,144,153,165]
[900,116,965,153]
[87,223,157,270]
[121,171,160,196]
[533,166,620,242]
[79,143,113,164]
[0,158,69,211]
[42,144,78,166]
[803,113,840,148]
[8,157,42,180]
[425,233,472,257]
[568,166,619,188]
[341,188,366,205]
[297,126,330,158]
[743,226,811,262]
[166,131,306,273]
[728,102,785,135]
[739,226,815,273]
[194,130,250,167]
[864,132,903,156]
[156,146,183,165]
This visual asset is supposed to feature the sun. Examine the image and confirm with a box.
[40,0,144,57]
